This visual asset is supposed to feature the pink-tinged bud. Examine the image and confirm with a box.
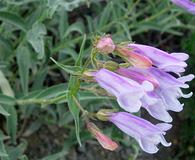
[87,122,118,151]
[96,35,116,54]
[116,46,152,68]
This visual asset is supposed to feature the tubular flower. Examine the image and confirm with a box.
[117,67,172,122]
[109,112,172,154]
[87,122,118,151]
[146,67,194,112]
[91,35,193,154]
[128,44,189,74]
[171,0,195,14]
[92,68,154,113]
[116,46,153,68]
[117,67,194,115]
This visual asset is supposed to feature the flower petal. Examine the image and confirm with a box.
[171,0,195,14]
[117,92,143,113]
[143,100,173,123]
[156,123,172,132]
[171,52,189,61]
[139,137,159,154]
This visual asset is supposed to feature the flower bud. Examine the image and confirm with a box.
[87,122,118,151]
[116,46,152,68]
[96,109,116,121]
[96,35,115,54]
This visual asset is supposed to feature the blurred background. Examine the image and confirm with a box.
[0,0,194,159]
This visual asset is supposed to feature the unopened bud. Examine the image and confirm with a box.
[96,35,115,54]
[96,109,116,121]
[116,46,152,68]
[87,122,118,151]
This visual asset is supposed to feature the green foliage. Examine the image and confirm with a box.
[0,0,194,159]
[26,22,46,59]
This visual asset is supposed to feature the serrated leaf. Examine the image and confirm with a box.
[27,22,46,59]
[16,46,31,95]
[0,11,27,32]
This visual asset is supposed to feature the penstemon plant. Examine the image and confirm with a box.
[51,34,193,154]
[0,0,195,159]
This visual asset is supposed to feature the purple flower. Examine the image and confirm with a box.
[171,0,195,14]
[147,67,194,112]
[117,67,171,122]
[109,112,172,154]
[117,67,194,116]
[93,68,154,113]
[128,44,189,74]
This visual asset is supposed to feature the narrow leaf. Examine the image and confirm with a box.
[0,130,9,160]
[0,11,27,32]
[27,22,46,59]
[0,105,10,116]
[0,70,14,97]
[5,105,17,144]
[63,21,85,38]
[0,94,16,106]
[50,57,83,75]
[16,46,31,95]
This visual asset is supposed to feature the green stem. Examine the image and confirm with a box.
[72,95,87,115]
[17,94,66,106]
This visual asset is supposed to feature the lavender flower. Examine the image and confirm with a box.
[128,44,189,74]
[92,68,154,113]
[117,67,172,122]
[147,67,194,112]
[171,0,195,14]
[117,67,194,119]
[109,112,172,154]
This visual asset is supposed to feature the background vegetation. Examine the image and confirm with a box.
[0,0,194,159]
